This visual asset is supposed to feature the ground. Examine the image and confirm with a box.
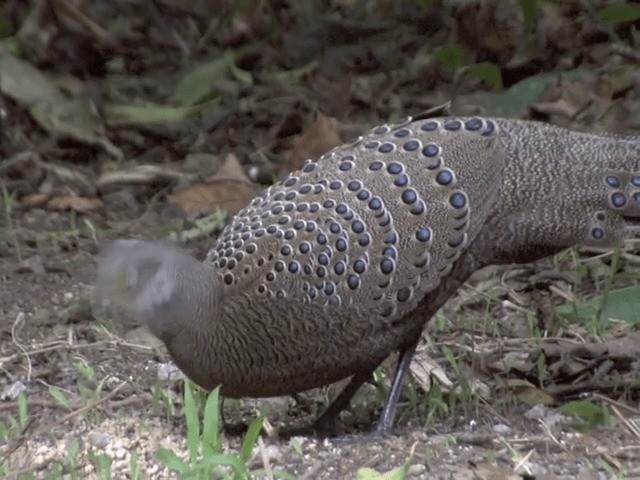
[1,1,640,479]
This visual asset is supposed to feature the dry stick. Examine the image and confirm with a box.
[11,312,32,381]
[257,436,274,480]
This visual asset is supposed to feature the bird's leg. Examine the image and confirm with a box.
[311,368,375,435]
[374,340,419,434]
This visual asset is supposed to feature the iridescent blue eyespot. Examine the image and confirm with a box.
[631,176,640,187]
[336,204,347,214]
[316,266,326,277]
[347,275,360,290]
[317,233,327,245]
[465,118,482,131]
[334,262,345,275]
[299,185,312,194]
[444,120,461,131]
[611,192,627,208]
[394,128,410,137]
[436,170,454,186]
[365,141,380,149]
[357,190,370,201]
[449,192,466,208]
[416,227,432,242]
[402,189,418,204]
[318,253,329,266]
[379,143,395,154]
[369,198,382,210]
[352,220,365,233]
[353,259,366,273]
[369,161,383,171]
[358,234,371,247]
[605,175,621,188]
[422,143,439,157]
[330,181,342,190]
[387,162,403,174]
[284,230,294,240]
[380,258,394,274]
[397,288,411,302]
[336,239,347,251]
[448,235,465,248]
[285,192,296,201]
[383,246,397,259]
[374,126,388,135]
[403,140,420,151]
[313,185,324,194]
[280,245,291,255]
[384,232,397,244]
[299,242,311,254]
[324,282,335,295]
[323,199,335,209]
[303,163,315,173]
[271,205,283,215]
[421,121,438,131]
[393,174,408,187]
[294,220,305,230]
[284,177,298,187]
[288,262,299,273]
[330,222,341,234]
[339,161,353,171]
[591,227,604,240]
[348,180,362,191]
[411,200,425,215]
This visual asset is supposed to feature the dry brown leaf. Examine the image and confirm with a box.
[47,195,103,212]
[168,153,259,219]
[280,113,341,176]
[20,193,49,208]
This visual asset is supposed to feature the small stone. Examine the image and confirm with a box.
[88,432,111,449]
[157,362,185,381]
[493,423,511,434]
[1,381,27,401]
[408,464,426,476]
[524,404,549,420]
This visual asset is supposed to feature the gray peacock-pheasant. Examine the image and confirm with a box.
[92,115,640,434]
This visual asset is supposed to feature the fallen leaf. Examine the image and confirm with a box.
[167,153,259,219]
[281,113,341,176]
[47,195,103,213]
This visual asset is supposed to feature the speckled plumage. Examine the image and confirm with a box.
[93,114,640,433]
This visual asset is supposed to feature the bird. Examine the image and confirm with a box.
[92,111,640,435]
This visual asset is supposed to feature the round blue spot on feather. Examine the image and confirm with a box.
[318,253,329,266]
[284,177,297,187]
[411,200,425,215]
[387,162,403,174]
[336,238,347,251]
[421,121,438,131]
[631,176,640,187]
[348,180,361,191]
[365,141,380,149]
[380,258,394,274]
[591,227,604,240]
[449,192,466,208]
[465,118,482,131]
[379,143,395,154]
[303,163,315,173]
[383,246,397,259]
[402,189,418,204]
[397,288,411,302]
[394,128,410,137]
[299,185,312,194]
[444,120,461,131]
[422,143,439,157]
[358,234,371,247]
[334,262,345,275]
[336,204,348,214]
[605,175,621,188]
[611,192,627,208]
[288,262,299,273]
[369,161,383,171]
[353,259,366,273]
[352,220,365,233]
[416,227,432,242]
[436,170,454,186]
[339,161,353,172]
[347,275,360,290]
[357,190,370,201]
[403,140,420,151]
[369,198,382,210]
[323,199,335,209]
[394,174,408,187]
[330,181,342,190]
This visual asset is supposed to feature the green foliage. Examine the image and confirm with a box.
[519,0,538,35]
[597,3,640,27]
[561,400,613,430]
[154,381,288,479]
